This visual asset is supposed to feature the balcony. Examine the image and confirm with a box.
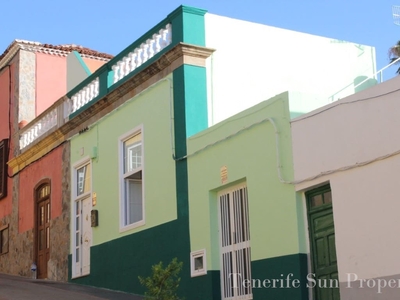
[19,23,172,151]
[328,57,400,102]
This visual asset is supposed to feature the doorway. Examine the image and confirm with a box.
[306,185,339,300]
[218,184,252,300]
[36,183,51,279]
[73,161,92,277]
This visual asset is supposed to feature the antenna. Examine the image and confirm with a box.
[393,5,400,25]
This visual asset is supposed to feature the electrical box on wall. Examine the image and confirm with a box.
[91,210,99,227]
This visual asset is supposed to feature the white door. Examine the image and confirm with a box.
[81,196,92,275]
[73,161,92,277]
[218,185,252,300]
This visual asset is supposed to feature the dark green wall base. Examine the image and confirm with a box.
[251,253,309,299]
[69,219,218,299]
[70,231,308,300]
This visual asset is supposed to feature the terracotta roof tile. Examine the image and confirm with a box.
[0,39,113,68]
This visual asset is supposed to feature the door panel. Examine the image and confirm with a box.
[82,197,92,276]
[307,186,339,300]
[37,199,50,279]
[73,161,92,278]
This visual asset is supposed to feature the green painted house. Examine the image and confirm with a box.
[187,93,309,299]
[64,4,377,299]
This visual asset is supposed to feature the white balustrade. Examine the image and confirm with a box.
[18,23,173,151]
[111,23,172,84]
[19,108,58,150]
[67,77,100,116]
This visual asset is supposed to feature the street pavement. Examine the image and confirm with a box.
[0,273,144,300]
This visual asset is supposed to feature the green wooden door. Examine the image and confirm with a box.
[307,186,340,300]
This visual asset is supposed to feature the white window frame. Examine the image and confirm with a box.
[191,249,207,277]
[71,156,92,279]
[119,125,145,232]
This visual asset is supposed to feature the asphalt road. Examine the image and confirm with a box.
[0,273,144,300]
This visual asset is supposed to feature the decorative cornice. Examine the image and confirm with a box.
[8,43,215,174]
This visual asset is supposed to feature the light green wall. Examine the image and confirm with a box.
[70,76,177,246]
[187,92,304,270]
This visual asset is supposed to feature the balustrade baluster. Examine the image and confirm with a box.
[165,24,172,44]
[135,49,143,67]
[23,134,28,148]
[85,86,90,103]
[141,44,149,63]
[123,57,131,75]
[89,82,95,100]
[160,28,168,48]
[76,94,82,111]
[147,39,155,58]
[112,65,119,84]
[118,60,125,80]
[81,90,87,107]
[129,53,137,72]
[94,78,99,97]
[72,96,78,113]
[153,33,162,54]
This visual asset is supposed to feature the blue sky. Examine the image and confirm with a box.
[1,0,399,77]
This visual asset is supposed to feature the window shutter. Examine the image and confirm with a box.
[0,139,8,200]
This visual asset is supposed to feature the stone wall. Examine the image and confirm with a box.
[48,142,70,281]
[18,50,36,123]
[0,176,34,277]
[0,143,71,281]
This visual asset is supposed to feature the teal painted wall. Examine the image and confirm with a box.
[173,64,208,139]
[169,5,206,46]
[70,77,177,246]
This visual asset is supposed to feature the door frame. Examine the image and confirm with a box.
[71,157,93,278]
[305,184,339,300]
[34,178,51,279]
[217,183,252,300]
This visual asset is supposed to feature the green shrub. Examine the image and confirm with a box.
[139,257,183,300]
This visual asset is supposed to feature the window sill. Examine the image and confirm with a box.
[119,220,145,233]
[191,270,207,277]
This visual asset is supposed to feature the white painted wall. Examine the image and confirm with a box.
[291,75,400,281]
[205,13,376,125]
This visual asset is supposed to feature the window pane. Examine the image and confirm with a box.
[46,203,50,223]
[38,185,50,199]
[77,164,91,196]
[324,191,332,204]
[124,133,142,173]
[311,195,323,207]
[194,256,204,270]
[125,179,143,225]
[40,206,44,226]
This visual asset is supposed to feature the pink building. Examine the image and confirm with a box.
[0,40,112,280]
